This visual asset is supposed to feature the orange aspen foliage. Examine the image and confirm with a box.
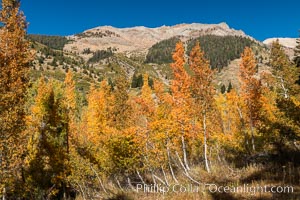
[138,74,155,120]
[189,41,215,173]
[169,41,193,170]
[170,41,190,100]
[189,41,215,108]
[0,0,33,196]
[239,47,262,151]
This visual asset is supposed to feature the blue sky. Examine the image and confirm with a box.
[19,0,299,41]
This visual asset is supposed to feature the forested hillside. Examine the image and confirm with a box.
[27,34,70,50]
[0,1,300,200]
[146,35,260,71]
[145,37,181,64]
[187,35,259,70]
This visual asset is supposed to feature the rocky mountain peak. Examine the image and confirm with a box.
[64,22,252,54]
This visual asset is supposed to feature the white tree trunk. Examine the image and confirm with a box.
[249,116,255,151]
[2,187,6,200]
[181,134,190,171]
[167,146,178,183]
[203,112,211,173]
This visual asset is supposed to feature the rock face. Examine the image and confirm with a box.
[263,38,297,49]
[64,22,250,54]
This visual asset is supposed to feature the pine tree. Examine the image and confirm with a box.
[259,41,300,152]
[0,0,32,197]
[294,32,300,68]
[270,40,299,98]
[295,35,300,84]
[221,84,226,94]
[227,81,233,93]
[61,71,77,198]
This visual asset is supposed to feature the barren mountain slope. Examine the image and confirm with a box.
[64,22,250,54]
[263,37,297,49]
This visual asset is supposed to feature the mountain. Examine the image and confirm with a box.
[64,22,251,55]
[28,22,267,93]
[263,37,297,58]
[263,37,297,49]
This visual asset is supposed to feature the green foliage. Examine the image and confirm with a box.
[145,35,256,70]
[75,30,120,38]
[294,34,300,84]
[221,84,226,94]
[3,3,300,197]
[88,48,114,63]
[145,37,180,64]
[27,34,70,50]
[82,48,92,54]
[131,73,154,88]
[187,35,256,70]
[227,81,233,93]
[294,35,300,67]
[25,78,70,199]
[131,73,143,88]
[107,134,141,174]
[50,58,58,67]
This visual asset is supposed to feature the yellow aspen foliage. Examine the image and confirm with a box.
[62,71,77,158]
[63,71,77,116]
[85,80,114,162]
[135,74,155,126]
[0,0,33,196]
[270,40,300,98]
[148,80,176,170]
[110,75,133,130]
[215,89,245,152]
[258,41,300,150]
[25,78,69,198]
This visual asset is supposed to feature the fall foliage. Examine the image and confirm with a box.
[0,0,32,197]
[1,2,300,199]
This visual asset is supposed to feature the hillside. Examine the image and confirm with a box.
[263,37,297,58]
[27,23,269,93]
[2,2,300,197]
[263,37,297,49]
[25,28,300,200]
[64,22,250,56]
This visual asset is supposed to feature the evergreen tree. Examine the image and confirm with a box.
[293,32,300,84]
[294,32,300,68]
[221,84,226,94]
[270,40,299,98]
[227,81,233,93]
[25,78,69,199]
[259,41,300,152]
